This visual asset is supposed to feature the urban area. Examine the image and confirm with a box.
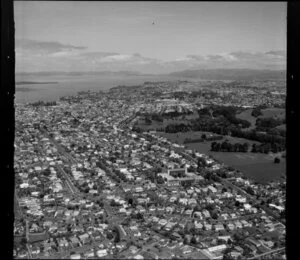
[14,79,286,260]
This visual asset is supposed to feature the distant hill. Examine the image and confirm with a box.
[168,69,286,80]
[16,71,152,77]
[16,81,58,85]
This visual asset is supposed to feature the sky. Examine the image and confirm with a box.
[14,1,287,73]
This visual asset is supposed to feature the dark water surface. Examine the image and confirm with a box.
[15,74,200,104]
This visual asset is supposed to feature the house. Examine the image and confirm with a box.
[181,245,192,254]
[207,185,217,193]
[169,196,177,203]
[245,244,257,254]
[70,254,81,259]
[149,205,156,212]
[179,198,188,205]
[194,221,203,229]
[215,224,225,232]
[57,227,67,235]
[17,250,27,258]
[246,238,261,248]
[59,237,69,247]
[202,210,211,218]
[135,186,144,193]
[31,246,40,255]
[227,223,235,231]
[207,244,227,254]
[231,213,237,219]
[263,240,274,248]
[185,209,193,216]
[234,221,242,229]
[234,246,244,253]
[241,220,250,227]
[204,223,212,231]
[244,203,252,211]
[229,251,242,258]
[218,235,231,243]
[84,249,95,258]
[70,236,81,247]
[29,223,39,233]
[188,198,197,206]
[194,211,202,219]
[158,219,168,226]
[171,232,182,241]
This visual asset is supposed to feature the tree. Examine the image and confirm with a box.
[113,226,121,243]
[221,141,229,151]
[274,157,280,163]
[212,211,219,220]
[251,108,262,117]
[242,142,249,153]
[136,213,144,220]
[251,143,257,153]
[106,232,114,240]
[20,237,27,246]
[191,236,197,244]
[246,186,255,196]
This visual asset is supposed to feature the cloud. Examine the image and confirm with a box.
[80,52,119,59]
[16,39,87,55]
[265,50,286,57]
[167,51,286,71]
[15,40,286,73]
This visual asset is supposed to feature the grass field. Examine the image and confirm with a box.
[275,124,286,131]
[236,109,256,130]
[157,131,260,152]
[209,152,285,183]
[156,131,285,184]
[236,107,286,131]
[259,108,285,119]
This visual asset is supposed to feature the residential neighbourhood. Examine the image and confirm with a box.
[14,81,286,259]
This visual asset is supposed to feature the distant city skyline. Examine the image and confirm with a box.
[15,1,286,73]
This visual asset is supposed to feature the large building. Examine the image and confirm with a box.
[158,166,204,186]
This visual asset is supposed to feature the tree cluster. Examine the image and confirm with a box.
[251,143,284,154]
[183,134,223,144]
[211,141,249,153]
[251,108,263,117]
[256,117,284,131]
[230,128,285,147]
[30,101,57,107]
[165,123,190,133]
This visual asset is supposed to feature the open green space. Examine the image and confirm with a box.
[236,108,285,131]
[156,131,285,184]
[275,124,286,131]
[157,131,260,152]
[210,152,285,184]
[236,109,256,130]
[259,108,285,119]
